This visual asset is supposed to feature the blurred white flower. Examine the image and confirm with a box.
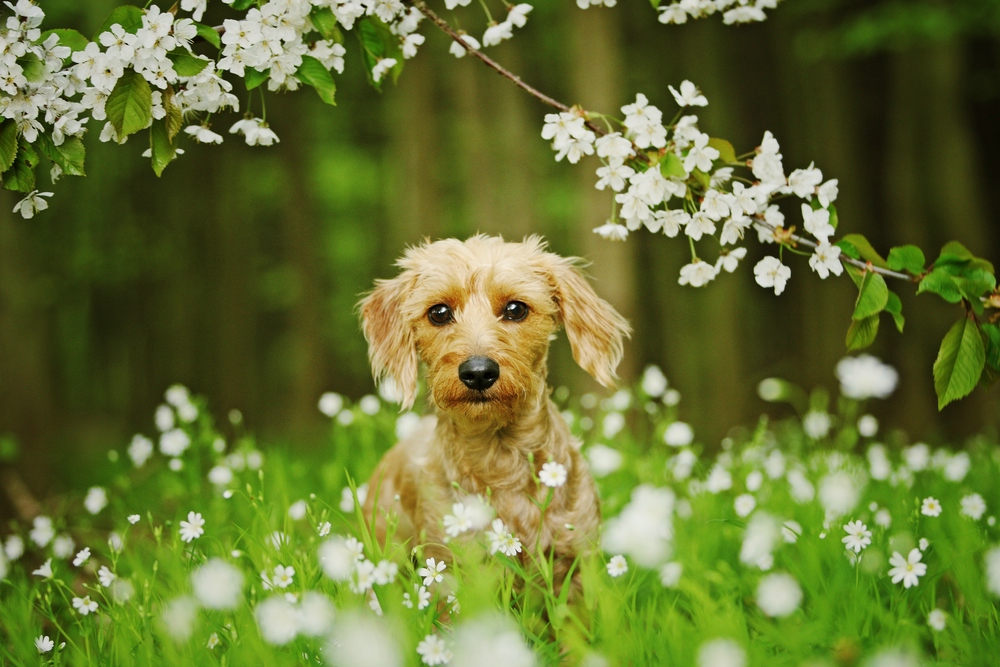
[746,471,763,492]
[288,500,307,520]
[359,395,381,415]
[32,559,52,578]
[297,592,335,637]
[319,536,355,581]
[208,465,234,486]
[451,615,534,667]
[4,535,23,561]
[34,635,53,654]
[602,412,625,439]
[159,429,191,458]
[417,633,452,666]
[985,546,1000,596]
[734,494,756,518]
[98,565,116,587]
[781,520,801,544]
[875,508,892,528]
[857,415,879,437]
[318,392,344,417]
[340,483,369,513]
[944,452,971,482]
[927,608,946,632]
[919,538,929,551]
[128,435,154,467]
[606,555,628,577]
[802,412,831,439]
[155,404,175,432]
[756,572,802,617]
[603,485,674,567]
[705,465,732,494]
[818,472,863,518]
[255,596,299,645]
[697,639,745,667]
[740,512,779,569]
[641,365,668,397]
[328,613,402,667]
[586,444,623,478]
[961,493,986,520]
[192,558,244,609]
[396,412,422,439]
[663,422,694,447]
[658,561,682,588]
[161,596,197,640]
[903,443,929,471]
[72,547,90,567]
[663,388,681,406]
[84,487,108,515]
[836,355,898,400]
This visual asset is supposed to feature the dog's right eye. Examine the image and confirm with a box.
[427,304,453,326]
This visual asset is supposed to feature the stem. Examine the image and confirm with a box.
[752,217,915,282]
[407,0,606,137]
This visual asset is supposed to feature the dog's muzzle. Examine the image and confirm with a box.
[458,355,500,391]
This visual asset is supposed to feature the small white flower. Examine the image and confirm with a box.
[184,124,223,144]
[756,572,802,617]
[921,497,942,517]
[787,163,823,199]
[128,435,154,467]
[254,596,299,645]
[678,260,718,288]
[418,557,446,586]
[12,190,53,219]
[449,32,480,58]
[72,595,98,615]
[84,487,108,515]
[809,242,843,279]
[417,633,452,665]
[919,538,930,551]
[817,179,839,207]
[539,461,568,488]
[668,80,708,107]
[698,639,746,667]
[961,494,987,520]
[875,508,892,528]
[373,559,399,585]
[887,548,927,588]
[837,355,898,400]
[35,635,54,654]
[318,521,332,537]
[842,520,872,554]
[606,554,628,577]
[734,494,756,518]
[927,608,946,632]
[273,564,295,589]
[753,256,791,295]
[98,564,117,587]
[4,535,23,561]
[659,561,682,587]
[179,511,205,543]
[372,57,397,83]
[801,204,834,243]
[127,513,141,525]
[73,547,91,567]
[32,559,53,578]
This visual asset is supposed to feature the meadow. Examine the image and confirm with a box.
[1,358,999,666]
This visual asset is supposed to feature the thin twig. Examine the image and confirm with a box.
[407,0,607,136]
[752,216,915,281]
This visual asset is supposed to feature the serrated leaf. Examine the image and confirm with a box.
[296,55,336,105]
[887,245,925,274]
[708,138,736,164]
[933,316,985,409]
[2,140,37,193]
[840,233,888,269]
[917,268,963,304]
[106,69,152,141]
[38,29,89,53]
[167,51,210,77]
[659,152,685,179]
[94,5,144,40]
[983,323,1000,372]
[150,119,176,177]
[195,23,221,49]
[245,67,270,90]
[846,314,879,351]
[38,135,85,176]
[885,291,904,332]
[310,7,341,41]
[854,272,889,320]
[0,121,18,173]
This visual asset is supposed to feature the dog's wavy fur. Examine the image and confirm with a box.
[358,235,631,578]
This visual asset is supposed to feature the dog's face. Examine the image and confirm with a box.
[360,236,631,424]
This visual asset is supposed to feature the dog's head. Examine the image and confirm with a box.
[359,235,631,423]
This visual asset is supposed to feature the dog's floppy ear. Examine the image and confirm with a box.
[359,271,419,410]
[546,256,632,387]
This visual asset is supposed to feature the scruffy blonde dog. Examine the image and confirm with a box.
[359,235,630,579]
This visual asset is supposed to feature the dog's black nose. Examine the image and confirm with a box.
[458,356,500,391]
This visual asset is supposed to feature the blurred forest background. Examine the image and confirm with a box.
[1,0,999,498]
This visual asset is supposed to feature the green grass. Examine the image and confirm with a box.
[1,376,999,666]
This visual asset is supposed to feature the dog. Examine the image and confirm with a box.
[359,235,630,580]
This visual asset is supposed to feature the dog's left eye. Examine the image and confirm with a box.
[428,304,453,326]
[503,301,529,321]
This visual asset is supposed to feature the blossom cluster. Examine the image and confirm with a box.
[542,82,845,298]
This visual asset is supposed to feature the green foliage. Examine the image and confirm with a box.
[886,245,925,274]
[357,18,403,90]
[167,52,210,77]
[106,69,153,143]
[39,28,90,53]
[38,135,86,177]
[853,272,888,321]
[94,5,144,39]
[195,23,221,49]
[245,67,270,90]
[846,314,879,351]
[933,316,986,409]
[659,152,686,179]
[0,120,18,173]
[150,120,176,177]
[837,233,888,269]
[707,137,736,164]
[1,139,38,193]
[297,56,337,106]
[310,7,343,42]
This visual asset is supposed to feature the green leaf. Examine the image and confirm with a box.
[885,291,904,333]
[983,323,1000,372]
[2,140,38,193]
[38,29,90,53]
[0,121,18,173]
[660,152,685,179]
[917,268,963,304]
[837,239,861,261]
[245,67,270,90]
[231,0,256,9]
[163,87,183,141]
[846,314,879,351]
[17,54,46,82]
[357,18,403,89]
[38,135,86,177]
[955,269,996,301]
[296,55,336,105]
[853,272,889,320]
[150,119,176,177]
[827,204,838,231]
[933,316,986,409]
[167,51,210,77]
[839,234,888,269]
[310,7,342,42]
[886,245,925,274]
[195,23,221,49]
[106,69,152,141]
[94,5,144,39]
[649,0,661,8]
[708,138,736,165]
[935,240,974,265]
